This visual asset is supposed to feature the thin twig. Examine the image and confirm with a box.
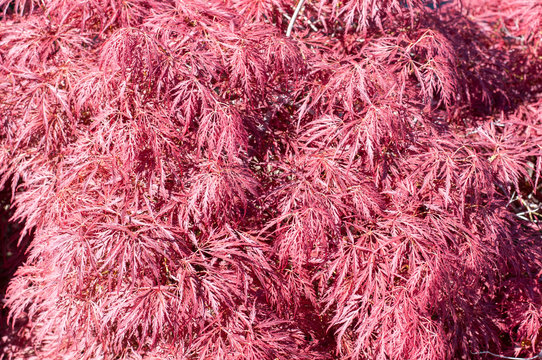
[282,12,318,32]
[471,350,542,360]
[286,0,308,37]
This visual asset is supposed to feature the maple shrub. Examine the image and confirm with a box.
[1,0,542,359]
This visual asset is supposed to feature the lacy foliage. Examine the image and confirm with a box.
[1,0,541,359]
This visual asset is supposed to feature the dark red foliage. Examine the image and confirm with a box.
[0,0,541,359]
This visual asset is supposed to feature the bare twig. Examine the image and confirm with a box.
[282,11,318,32]
[471,350,542,359]
[286,0,308,37]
